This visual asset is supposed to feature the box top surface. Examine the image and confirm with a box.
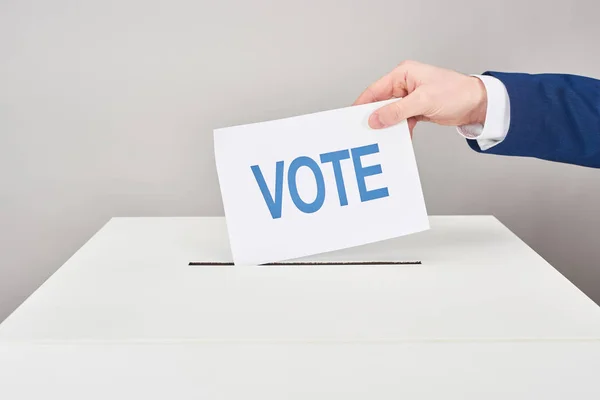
[2,216,600,342]
[2,341,600,398]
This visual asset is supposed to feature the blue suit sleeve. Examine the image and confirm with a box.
[467,71,600,169]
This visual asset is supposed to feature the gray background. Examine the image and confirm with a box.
[1,0,599,323]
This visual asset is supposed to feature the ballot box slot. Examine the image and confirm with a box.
[189,261,421,266]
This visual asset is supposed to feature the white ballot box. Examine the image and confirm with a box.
[1,216,600,399]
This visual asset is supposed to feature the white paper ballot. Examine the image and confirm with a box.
[214,99,429,265]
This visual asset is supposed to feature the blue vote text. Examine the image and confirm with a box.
[250,143,389,219]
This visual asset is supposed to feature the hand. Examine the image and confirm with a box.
[353,60,488,134]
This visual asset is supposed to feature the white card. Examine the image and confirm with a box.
[214,99,429,265]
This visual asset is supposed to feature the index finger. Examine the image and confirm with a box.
[353,67,409,106]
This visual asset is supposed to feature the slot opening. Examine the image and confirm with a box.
[189,261,421,266]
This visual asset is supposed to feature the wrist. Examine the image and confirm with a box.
[468,76,487,125]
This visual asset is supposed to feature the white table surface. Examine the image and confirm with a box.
[1,216,600,399]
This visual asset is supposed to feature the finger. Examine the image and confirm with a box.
[368,90,429,129]
[353,68,409,106]
[353,74,394,105]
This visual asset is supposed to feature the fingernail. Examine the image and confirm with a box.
[369,113,387,129]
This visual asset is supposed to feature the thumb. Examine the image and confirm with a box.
[368,91,429,129]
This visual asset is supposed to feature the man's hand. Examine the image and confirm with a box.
[354,60,488,133]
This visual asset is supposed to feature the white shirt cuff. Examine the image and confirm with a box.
[457,74,511,151]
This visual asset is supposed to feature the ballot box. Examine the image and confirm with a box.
[1,216,600,399]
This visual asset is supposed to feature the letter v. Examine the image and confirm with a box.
[250,161,284,219]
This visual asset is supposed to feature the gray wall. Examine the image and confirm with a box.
[1,0,599,322]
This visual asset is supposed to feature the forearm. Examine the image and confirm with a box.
[468,72,600,169]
